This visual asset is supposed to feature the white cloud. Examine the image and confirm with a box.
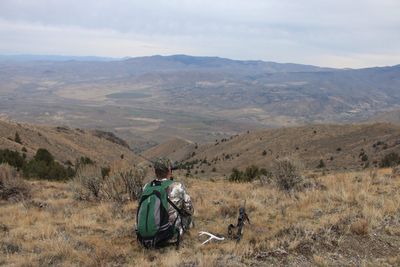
[0,0,399,67]
[0,19,188,56]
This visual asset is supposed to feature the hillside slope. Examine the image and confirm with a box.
[0,119,140,166]
[141,137,196,162]
[368,109,400,124]
[170,123,400,176]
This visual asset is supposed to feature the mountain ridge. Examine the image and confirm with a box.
[3,53,399,70]
[0,118,140,166]
[146,123,400,176]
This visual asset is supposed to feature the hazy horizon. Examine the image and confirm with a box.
[1,53,399,69]
[1,0,399,68]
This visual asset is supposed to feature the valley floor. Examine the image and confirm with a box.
[1,169,400,266]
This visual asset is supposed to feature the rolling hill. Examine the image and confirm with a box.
[368,109,400,124]
[3,117,400,179]
[0,119,140,166]
[153,123,400,176]
[141,137,196,162]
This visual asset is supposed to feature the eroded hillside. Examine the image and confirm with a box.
[158,123,400,177]
[0,119,140,166]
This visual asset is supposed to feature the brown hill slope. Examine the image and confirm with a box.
[175,123,400,176]
[141,137,196,162]
[0,119,140,166]
[368,109,400,124]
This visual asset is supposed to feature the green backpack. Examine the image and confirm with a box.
[136,179,181,248]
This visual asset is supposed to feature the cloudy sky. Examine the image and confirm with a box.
[0,0,399,68]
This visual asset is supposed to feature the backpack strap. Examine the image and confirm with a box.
[167,198,186,217]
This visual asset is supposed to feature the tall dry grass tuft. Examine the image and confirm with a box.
[0,163,30,201]
[272,158,303,192]
[102,167,145,203]
[102,173,125,203]
[69,164,103,200]
[350,218,369,235]
[392,165,400,177]
[69,163,145,203]
[119,168,145,201]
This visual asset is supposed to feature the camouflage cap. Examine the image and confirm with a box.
[153,157,172,173]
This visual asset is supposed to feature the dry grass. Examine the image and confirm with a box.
[350,219,369,235]
[1,168,400,266]
[69,164,145,203]
[0,163,30,201]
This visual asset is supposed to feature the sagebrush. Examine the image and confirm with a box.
[70,165,145,202]
[0,163,30,201]
[69,165,103,200]
[272,158,303,192]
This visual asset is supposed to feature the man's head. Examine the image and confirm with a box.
[154,157,172,178]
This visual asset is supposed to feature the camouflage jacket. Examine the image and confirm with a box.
[143,178,194,235]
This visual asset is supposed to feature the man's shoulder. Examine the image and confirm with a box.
[144,179,183,187]
[143,178,172,188]
[169,180,186,192]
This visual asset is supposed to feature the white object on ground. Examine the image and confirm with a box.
[199,231,225,245]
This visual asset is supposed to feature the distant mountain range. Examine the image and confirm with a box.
[0,54,399,147]
[122,54,335,73]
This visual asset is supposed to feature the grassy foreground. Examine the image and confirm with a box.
[1,169,400,266]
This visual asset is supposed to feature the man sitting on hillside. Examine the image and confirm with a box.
[136,157,194,248]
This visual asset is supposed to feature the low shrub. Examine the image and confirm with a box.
[380,152,400,168]
[317,159,325,169]
[244,165,259,181]
[350,219,369,235]
[119,168,145,201]
[272,158,303,192]
[259,168,273,185]
[14,132,22,144]
[69,165,103,200]
[75,156,95,171]
[103,168,145,203]
[70,165,145,202]
[392,165,400,177]
[34,148,54,164]
[229,168,244,182]
[0,149,26,170]
[102,173,125,203]
[0,163,30,201]
[101,166,111,178]
[229,165,265,182]
[23,149,74,180]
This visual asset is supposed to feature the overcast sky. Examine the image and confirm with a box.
[0,0,399,68]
